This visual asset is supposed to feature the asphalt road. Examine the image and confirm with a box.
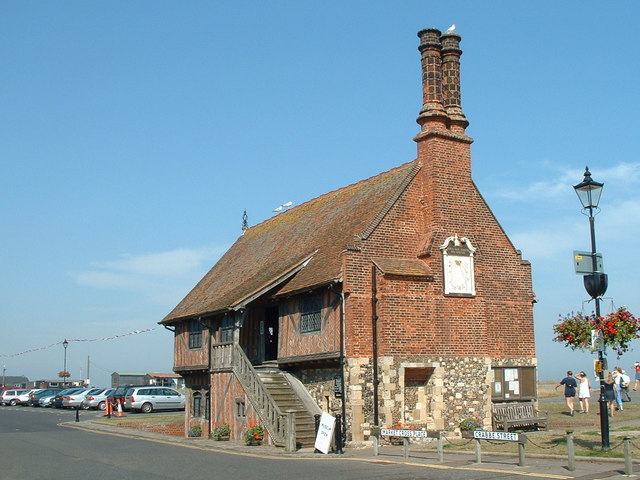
[0,405,613,480]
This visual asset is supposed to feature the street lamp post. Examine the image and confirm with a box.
[573,166,609,449]
[63,339,69,386]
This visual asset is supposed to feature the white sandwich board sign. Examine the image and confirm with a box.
[314,412,336,454]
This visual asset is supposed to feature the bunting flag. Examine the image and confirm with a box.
[0,327,158,358]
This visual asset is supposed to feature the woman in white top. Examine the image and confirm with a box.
[577,371,592,414]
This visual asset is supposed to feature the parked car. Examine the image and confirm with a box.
[38,392,59,407]
[52,388,83,408]
[84,388,114,410]
[124,387,185,413]
[29,388,61,406]
[109,385,146,409]
[62,388,104,409]
[16,389,44,406]
[1,389,28,406]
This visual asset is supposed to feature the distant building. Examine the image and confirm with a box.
[1,376,29,388]
[29,379,85,388]
[111,372,147,386]
[145,372,184,389]
[111,372,184,389]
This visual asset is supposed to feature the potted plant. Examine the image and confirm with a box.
[387,421,412,445]
[459,416,483,438]
[211,422,231,441]
[188,425,202,438]
[243,422,264,445]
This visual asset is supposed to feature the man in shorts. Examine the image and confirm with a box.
[556,370,578,416]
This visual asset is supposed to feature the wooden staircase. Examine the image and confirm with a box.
[255,369,317,448]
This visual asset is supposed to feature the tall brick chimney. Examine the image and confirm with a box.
[440,31,468,132]
[415,27,470,139]
[414,27,474,238]
[415,28,448,131]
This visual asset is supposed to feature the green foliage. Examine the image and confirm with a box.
[459,416,483,431]
[243,422,264,445]
[188,425,202,437]
[552,308,639,357]
[211,422,231,440]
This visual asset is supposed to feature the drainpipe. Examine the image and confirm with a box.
[329,282,348,442]
[371,264,380,428]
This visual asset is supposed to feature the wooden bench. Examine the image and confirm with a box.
[492,401,548,431]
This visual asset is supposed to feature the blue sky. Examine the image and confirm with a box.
[1,1,639,388]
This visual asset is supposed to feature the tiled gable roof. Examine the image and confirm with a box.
[162,161,420,324]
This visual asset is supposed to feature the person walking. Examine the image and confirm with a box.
[577,371,591,414]
[613,367,624,411]
[555,370,578,416]
[604,371,617,417]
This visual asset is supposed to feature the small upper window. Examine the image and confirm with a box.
[220,317,234,343]
[300,295,322,334]
[189,320,203,349]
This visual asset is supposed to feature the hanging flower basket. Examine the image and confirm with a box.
[552,308,640,357]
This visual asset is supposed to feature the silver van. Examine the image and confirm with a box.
[124,387,185,413]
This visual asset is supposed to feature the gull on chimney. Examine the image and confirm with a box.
[445,24,456,33]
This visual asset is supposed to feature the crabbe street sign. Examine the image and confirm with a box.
[473,430,519,442]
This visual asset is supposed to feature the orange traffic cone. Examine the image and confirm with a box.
[116,398,125,417]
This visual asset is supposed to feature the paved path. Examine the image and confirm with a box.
[64,418,640,480]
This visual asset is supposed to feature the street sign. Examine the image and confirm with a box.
[574,251,604,274]
[380,428,429,438]
[473,430,519,442]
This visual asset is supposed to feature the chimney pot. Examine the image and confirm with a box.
[416,28,447,127]
[440,31,468,130]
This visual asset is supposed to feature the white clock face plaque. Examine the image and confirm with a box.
[440,235,476,297]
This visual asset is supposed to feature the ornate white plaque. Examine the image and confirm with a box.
[441,235,476,296]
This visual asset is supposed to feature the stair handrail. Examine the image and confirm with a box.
[228,342,286,445]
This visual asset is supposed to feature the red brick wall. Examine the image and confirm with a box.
[343,133,535,360]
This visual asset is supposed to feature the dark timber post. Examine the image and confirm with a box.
[371,265,380,428]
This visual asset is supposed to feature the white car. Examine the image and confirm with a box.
[16,389,43,406]
[83,388,113,410]
[62,388,104,408]
[1,389,28,406]
[124,387,185,413]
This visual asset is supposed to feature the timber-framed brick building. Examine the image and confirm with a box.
[161,27,537,447]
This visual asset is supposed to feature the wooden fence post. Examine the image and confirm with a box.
[624,436,633,476]
[475,438,482,464]
[566,430,575,472]
[517,434,526,467]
